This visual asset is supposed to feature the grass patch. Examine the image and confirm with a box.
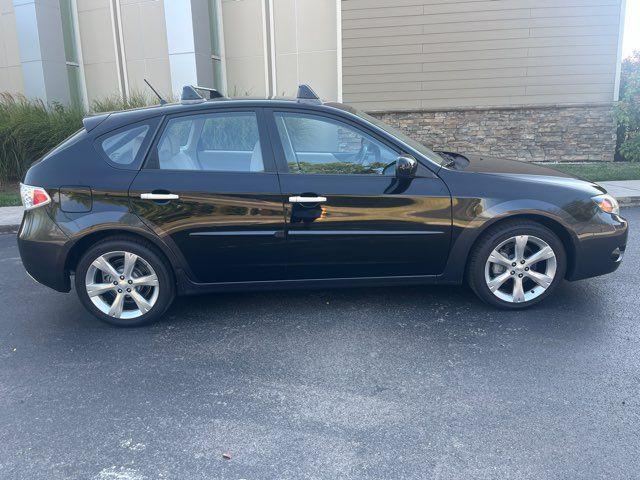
[541,162,640,182]
[0,192,20,207]
[0,183,20,207]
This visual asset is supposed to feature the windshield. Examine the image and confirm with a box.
[329,104,446,166]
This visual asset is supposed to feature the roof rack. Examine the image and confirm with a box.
[296,84,321,104]
[180,85,224,104]
[180,83,318,104]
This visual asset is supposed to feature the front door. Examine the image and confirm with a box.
[129,108,287,283]
[266,109,452,280]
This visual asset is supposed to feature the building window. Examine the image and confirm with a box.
[208,0,225,92]
[60,0,84,106]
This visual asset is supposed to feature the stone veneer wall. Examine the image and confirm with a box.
[370,104,616,163]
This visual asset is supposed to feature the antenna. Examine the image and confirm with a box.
[144,79,167,105]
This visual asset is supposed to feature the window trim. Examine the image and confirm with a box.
[265,107,403,177]
[142,107,277,174]
[94,117,162,171]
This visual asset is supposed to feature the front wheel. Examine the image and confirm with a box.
[75,237,175,326]
[467,221,566,309]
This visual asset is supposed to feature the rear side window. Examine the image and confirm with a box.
[150,111,264,173]
[96,118,159,170]
[101,125,149,165]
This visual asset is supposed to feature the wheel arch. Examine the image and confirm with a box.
[463,213,577,281]
[64,227,183,282]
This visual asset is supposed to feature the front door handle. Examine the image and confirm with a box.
[288,196,327,203]
[140,193,179,200]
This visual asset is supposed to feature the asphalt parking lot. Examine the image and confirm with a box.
[1,208,639,480]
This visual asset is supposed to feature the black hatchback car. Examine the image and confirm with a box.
[18,85,628,326]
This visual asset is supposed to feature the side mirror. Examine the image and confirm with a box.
[396,155,417,177]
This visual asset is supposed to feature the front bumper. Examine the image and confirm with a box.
[567,212,628,281]
[17,208,71,292]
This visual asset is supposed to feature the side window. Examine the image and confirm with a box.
[274,112,398,175]
[154,112,264,172]
[101,125,149,166]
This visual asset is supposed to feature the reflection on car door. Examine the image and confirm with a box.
[129,108,288,283]
[266,109,452,280]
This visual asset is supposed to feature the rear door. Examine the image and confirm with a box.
[129,107,287,283]
[266,108,452,280]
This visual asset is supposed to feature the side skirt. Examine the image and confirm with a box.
[176,272,459,296]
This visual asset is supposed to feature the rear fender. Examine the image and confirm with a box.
[57,210,193,287]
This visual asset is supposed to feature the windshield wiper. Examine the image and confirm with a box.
[436,151,457,168]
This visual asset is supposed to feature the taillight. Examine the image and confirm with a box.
[20,183,52,210]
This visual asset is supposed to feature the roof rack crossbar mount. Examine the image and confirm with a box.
[296,84,321,104]
[193,85,224,99]
[180,85,205,104]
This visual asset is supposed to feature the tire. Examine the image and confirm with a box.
[467,220,567,309]
[75,236,175,326]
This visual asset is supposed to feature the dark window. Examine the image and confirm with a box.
[154,112,264,172]
[101,125,149,166]
[274,112,398,175]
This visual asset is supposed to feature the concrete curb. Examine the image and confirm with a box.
[0,206,23,234]
[0,225,19,234]
[618,198,640,209]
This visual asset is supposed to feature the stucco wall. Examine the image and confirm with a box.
[0,1,24,95]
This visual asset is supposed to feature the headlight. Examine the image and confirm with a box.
[592,194,619,215]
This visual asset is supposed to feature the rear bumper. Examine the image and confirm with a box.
[567,213,628,281]
[17,208,71,292]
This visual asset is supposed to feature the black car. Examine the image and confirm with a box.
[18,85,628,326]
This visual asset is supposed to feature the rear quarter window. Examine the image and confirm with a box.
[96,118,160,170]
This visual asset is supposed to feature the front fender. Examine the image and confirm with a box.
[440,197,580,283]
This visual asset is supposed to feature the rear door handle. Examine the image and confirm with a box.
[140,193,179,200]
[288,196,327,203]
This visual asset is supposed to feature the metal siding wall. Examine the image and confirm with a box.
[341,0,623,111]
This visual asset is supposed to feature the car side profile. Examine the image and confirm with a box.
[18,85,628,326]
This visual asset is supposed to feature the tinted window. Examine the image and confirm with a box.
[154,112,264,172]
[329,103,446,166]
[274,112,397,175]
[101,125,149,165]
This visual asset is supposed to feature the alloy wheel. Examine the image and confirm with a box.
[85,251,159,319]
[484,235,557,304]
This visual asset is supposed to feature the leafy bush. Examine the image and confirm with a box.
[616,51,640,162]
[0,94,84,185]
[91,91,154,113]
[0,92,156,185]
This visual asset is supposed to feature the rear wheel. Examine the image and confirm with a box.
[75,238,175,326]
[467,221,566,309]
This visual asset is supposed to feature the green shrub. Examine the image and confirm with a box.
[0,91,157,185]
[91,90,154,113]
[0,93,84,185]
[616,51,640,162]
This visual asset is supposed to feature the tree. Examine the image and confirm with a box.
[617,51,640,161]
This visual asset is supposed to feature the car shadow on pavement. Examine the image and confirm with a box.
[158,280,609,340]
